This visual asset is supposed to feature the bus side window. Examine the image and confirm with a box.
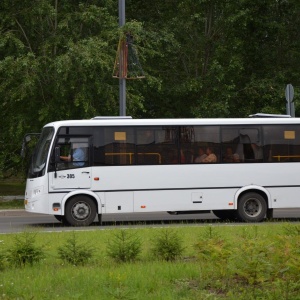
[55,137,89,169]
[182,148,194,164]
[243,144,254,160]
[136,128,161,165]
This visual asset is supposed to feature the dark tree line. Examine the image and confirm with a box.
[1,0,300,177]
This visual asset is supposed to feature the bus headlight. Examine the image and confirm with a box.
[33,187,43,197]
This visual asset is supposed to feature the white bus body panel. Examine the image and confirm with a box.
[25,161,300,216]
[24,117,300,217]
[88,162,300,212]
[25,176,50,214]
[49,167,92,190]
[104,192,134,213]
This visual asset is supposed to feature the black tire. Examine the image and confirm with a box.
[237,192,267,222]
[65,195,97,226]
[212,210,237,221]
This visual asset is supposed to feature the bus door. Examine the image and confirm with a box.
[49,136,92,190]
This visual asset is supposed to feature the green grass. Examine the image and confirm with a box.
[0,180,25,209]
[0,200,24,209]
[0,224,300,299]
[0,181,25,196]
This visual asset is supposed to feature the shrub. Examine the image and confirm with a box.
[6,231,45,267]
[232,239,274,285]
[0,240,7,271]
[106,230,142,263]
[58,232,95,266]
[0,252,6,271]
[194,226,231,278]
[150,229,184,261]
[282,223,300,236]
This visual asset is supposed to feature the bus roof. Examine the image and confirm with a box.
[249,113,291,118]
[44,117,300,129]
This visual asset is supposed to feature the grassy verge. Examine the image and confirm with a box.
[0,200,24,210]
[0,180,25,196]
[0,180,25,209]
[0,224,299,299]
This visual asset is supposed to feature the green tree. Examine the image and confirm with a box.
[1,0,300,177]
[0,1,119,177]
[126,0,300,118]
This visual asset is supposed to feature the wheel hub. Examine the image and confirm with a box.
[72,202,90,220]
[244,199,262,217]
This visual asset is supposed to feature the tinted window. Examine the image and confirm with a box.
[50,136,90,170]
[65,123,300,166]
[263,125,300,162]
[190,126,220,163]
[221,127,262,163]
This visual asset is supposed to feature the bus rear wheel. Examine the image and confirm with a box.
[237,192,267,222]
[65,196,96,226]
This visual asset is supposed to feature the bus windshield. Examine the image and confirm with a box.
[28,127,54,178]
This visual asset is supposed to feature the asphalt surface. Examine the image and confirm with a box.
[0,195,25,218]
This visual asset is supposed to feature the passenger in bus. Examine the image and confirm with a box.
[194,147,207,163]
[60,144,85,167]
[223,147,234,162]
[202,147,217,163]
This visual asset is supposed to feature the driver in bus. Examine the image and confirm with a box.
[60,143,85,167]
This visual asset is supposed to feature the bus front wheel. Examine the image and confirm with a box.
[237,192,267,222]
[65,196,97,226]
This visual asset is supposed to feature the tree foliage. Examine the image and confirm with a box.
[1,0,300,176]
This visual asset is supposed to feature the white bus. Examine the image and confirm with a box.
[23,116,300,226]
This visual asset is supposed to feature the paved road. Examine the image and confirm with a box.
[0,209,300,233]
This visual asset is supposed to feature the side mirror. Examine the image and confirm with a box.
[55,147,61,162]
[20,133,41,158]
[21,141,26,158]
[20,134,32,157]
